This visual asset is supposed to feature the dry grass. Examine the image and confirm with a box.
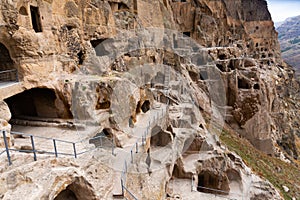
[216,125,300,200]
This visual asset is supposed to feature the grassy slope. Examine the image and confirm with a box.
[214,125,300,199]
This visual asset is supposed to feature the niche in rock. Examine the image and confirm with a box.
[151,126,172,147]
[109,2,129,12]
[95,83,112,110]
[253,83,260,90]
[183,137,203,154]
[183,32,191,37]
[0,43,14,71]
[216,63,226,72]
[19,6,28,15]
[197,170,230,195]
[136,101,141,114]
[238,78,251,89]
[188,71,198,82]
[89,128,112,147]
[54,177,96,200]
[30,6,42,32]
[91,39,110,56]
[5,88,73,120]
[141,100,150,113]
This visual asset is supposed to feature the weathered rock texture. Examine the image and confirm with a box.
[0,0,299,199]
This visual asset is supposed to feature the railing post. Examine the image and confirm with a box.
[130,150,133,163]
[3,131,12,166]
[112,137,115,155]
[15,70,19,82]
[136,142,138,153]
[30,135,37,161]
[121,178,124,196]
[53,139,58,157]
[73,143,77,158]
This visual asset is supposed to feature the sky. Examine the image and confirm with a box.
[267,0,300,22]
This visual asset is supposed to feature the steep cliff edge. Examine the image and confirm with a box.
[0,0,299,199]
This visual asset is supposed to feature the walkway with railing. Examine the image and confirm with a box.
[0,130,115,166]
[113,103,169,199]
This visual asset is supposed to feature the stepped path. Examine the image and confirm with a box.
[112,102,168,198]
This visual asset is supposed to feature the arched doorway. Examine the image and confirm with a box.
[4,88,73,121]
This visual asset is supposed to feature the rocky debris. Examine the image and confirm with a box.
[0,0,299,199]
[0,101,11,122]
[282,185,289,193]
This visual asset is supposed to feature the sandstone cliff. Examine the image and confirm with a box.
[0,0,299,199]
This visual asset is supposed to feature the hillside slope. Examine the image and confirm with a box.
[277,15,300,77]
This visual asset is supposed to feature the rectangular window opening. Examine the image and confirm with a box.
[30,6,42,32]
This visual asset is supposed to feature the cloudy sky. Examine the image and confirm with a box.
[267,0,300,22]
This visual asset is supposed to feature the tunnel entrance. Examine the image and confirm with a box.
[197,170,229,195]
[4,88,72,122]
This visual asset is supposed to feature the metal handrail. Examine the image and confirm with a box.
[2,130,115,165]
[0,149,6,156]
[122,185,138,200]
[0,69,18,82]
[0,69,17,74]
[11,131,74,144]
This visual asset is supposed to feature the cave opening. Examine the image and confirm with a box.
[216,64,226,72]
[183,32,190,37]
[54,177,96,200]
[253,83,260,90]
[91,39,110,56]
[238,78,251,89]
[0,43,17,82]
[218,54,227,60]
[4,88,73,122]
[197,170,229,195]
[141,100,150,113]
[188,71,198,82]
[19,6,28,15]
[109,2,129,12]
[150,126,172,147]
[77,50,84,65]
[54,188,77,200]
[30,6,42,32]
[136,101,142,114]
[89,128,113,147]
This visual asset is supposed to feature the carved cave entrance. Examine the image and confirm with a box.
[5,88,72,123]
[54,177,96,200]
[30,6,42,32]
[197,170,230,195]
[150,126,172,147]
[0,43,17,82]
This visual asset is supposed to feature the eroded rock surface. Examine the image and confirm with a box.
[0,0,299,199]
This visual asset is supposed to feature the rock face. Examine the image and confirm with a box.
[277,15,300,78]
[0,0,299,199]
